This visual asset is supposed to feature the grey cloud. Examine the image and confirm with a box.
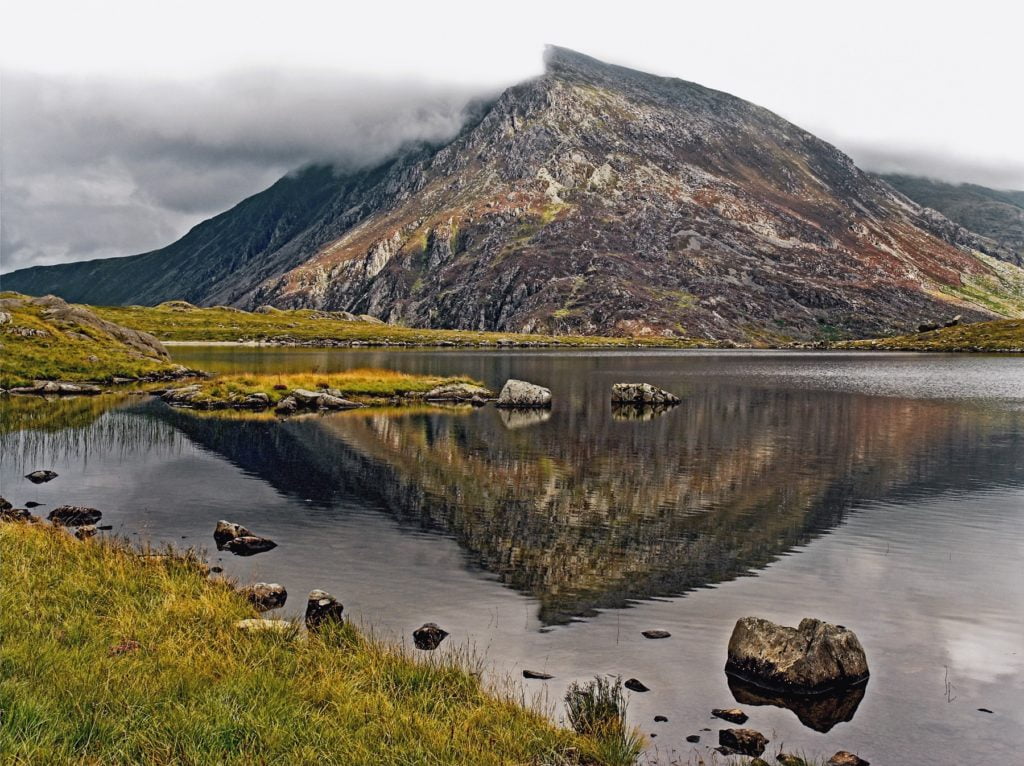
[842,142,1024,191]
[1,69,491,273]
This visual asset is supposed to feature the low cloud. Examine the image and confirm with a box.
[1,70,489,272]
[844,143,1024,191]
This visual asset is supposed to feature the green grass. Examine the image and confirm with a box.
[836,318,1024,352]
[193,369,482,406]
[91,302,699,348]
[0,294,178,388]
[0,523,604,765]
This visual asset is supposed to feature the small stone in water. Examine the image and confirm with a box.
[686,735,700,743]
[654,715,668,722]
[624,678,649,692]
[642,629,671,639]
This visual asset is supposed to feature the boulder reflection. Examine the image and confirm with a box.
[727,675,868,732]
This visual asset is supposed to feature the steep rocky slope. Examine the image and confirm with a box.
[878,174,1024,266]
[7,48,1024,340]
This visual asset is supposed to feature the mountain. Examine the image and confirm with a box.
[6,47,1024,340]
[878,174,1024,266]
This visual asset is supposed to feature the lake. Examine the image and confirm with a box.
[3,348,1023,764]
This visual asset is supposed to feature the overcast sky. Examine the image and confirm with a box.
[2,0,1022,274]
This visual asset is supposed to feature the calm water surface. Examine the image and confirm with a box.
[3,349,1023,764]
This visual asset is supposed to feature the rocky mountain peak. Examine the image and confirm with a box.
[6,49,1024,340]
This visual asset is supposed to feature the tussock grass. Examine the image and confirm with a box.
[0,523,598,765]
[197,368,481,405]
[565,677,644,766]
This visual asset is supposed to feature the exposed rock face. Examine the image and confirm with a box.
[48,506,102,526]
[240,583,288,612]
[496,380,552,409]
[305,590,344,631]
[25,470,58,484]
[412,622,449,650]
[7,49,1023,341]
[213,520,252,549]
[611,383,680,405]
[718,728,768,757]
[726,617,869,693]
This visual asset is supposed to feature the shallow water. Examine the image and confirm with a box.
[3,349,1023,763]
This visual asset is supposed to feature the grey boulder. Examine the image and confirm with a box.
[214,520,253,549]
[240,582,288,611]
[726,617,869,693]
[496,379,552,409]
[611,382,680,405]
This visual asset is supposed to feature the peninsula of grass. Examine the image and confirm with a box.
[93,301,705,348]
[187,369,483,407]
[835,318,1024,352]
[0,522,604,765]
[0,293,186,389]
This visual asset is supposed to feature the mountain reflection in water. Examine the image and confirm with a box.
[124,381,1024,625]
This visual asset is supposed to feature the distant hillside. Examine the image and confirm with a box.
[837,318,1024,352]
[7,48,1024,341]
[880,174,1024,265]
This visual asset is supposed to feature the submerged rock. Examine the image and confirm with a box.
[725,617,869,693]
[48,505,102,526]
[213,520,253,549]
[413,622,449,650]
[827,752,870,766]
[25,469,58,484]
[305,590,344,631]
[712,707,748,724]
[240,582,288,611]
[718,728,767,757]
[495,379,552,409]
[522,669,554,680]
[611,382,680,405]
[222,535,277,556]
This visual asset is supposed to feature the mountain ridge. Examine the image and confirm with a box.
[6,46,1024,340]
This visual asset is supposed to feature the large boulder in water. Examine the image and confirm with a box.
[495,379,552,409]
[214,520,252,549]
[611,382,680,405]
[726,617,869,693]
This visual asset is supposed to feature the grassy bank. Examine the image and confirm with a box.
[185,369,483,407]
[0,522,601,765]
[0,294,184,388]
[835,318,1024,352]
[94,302,701,348]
